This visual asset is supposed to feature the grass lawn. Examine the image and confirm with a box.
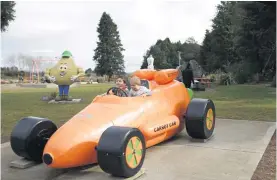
[194,84,276,121]
[1,83,276,141]
[1,84,113,140]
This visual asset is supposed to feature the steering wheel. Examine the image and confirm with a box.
[106,87,128,97]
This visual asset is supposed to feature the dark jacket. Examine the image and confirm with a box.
[182,68,194,88]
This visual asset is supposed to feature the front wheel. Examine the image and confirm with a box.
[97,126,146,178]
[10,117,57,162]
[185,98,215,139]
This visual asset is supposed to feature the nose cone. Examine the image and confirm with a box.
[43,103,125,168]
[43,153,53,165]
[43,105,114,168]
[43,141,98,168]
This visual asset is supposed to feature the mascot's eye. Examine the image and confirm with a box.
[64,67,67,69]
[60,67,63,69]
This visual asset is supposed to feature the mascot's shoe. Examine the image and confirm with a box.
[64,95,73,101]
[55,96,62,101]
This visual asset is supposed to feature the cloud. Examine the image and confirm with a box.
[1,0,220,72]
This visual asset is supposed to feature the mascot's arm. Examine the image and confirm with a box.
[76,67,85,78]
[45,68,51,78]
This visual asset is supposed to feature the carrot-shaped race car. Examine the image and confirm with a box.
[10,69,216,178]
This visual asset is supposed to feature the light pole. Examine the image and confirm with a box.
[178,51,181,66]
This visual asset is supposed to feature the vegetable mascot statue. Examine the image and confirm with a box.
[147,55,155,70]
[45,50,85,101]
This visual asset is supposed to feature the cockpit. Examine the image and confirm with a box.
[107,69,179,97]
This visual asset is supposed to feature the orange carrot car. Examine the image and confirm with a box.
[10,69,216,178]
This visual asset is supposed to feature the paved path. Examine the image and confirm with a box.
[1,119,275,180]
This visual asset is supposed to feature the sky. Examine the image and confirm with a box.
[1,0,221,72]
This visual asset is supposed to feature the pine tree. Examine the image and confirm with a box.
[210,2,237,71]
[234,2,276,78]
[199,1,276,83]
[199,30,213,72]
[93,12,125,80]
[199,2,239,73]
[141,49,151,69]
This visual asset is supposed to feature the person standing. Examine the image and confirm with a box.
[182,62,194,88]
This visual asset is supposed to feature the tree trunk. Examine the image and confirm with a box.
[108,75,112,82]
[271,74,276,87]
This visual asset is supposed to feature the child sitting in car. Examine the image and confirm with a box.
[115,77,129,94]
[129,76,152,97]
[100,77,129,96]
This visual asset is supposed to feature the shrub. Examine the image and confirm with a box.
[229,62,253,84]
[234,72,249,84]
[206,74,216,82]
[208,70,236,85]
[219,73,234,85]
[97,77,105,83]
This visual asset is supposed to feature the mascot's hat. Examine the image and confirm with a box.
[62,50,72,58]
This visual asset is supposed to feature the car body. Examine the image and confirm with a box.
[43,69,190,168]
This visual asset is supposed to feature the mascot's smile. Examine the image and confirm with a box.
[60,71,66,77]
[59,64,68,77]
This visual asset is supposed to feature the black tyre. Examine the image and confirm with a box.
[10,116,57,162]
[97,126,146,178]
[185,98,215,139]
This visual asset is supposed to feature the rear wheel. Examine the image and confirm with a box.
[97,126,146,178]
[185,98,215,139]
[10,117,57,162]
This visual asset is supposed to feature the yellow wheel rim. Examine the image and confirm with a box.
[206,108,214,130]
[125,136,143,169]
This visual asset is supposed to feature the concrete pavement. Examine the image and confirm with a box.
[1,119,275,180]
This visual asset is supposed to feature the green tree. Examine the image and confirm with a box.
[212,2,237,71]
[1,1,16,32]
[199,30,214,72]
[141,39,173,69]
[141,37,201,70]
[185,36,198,44]
[85,68,93,76]
[199,1,276,84]
[199,2,240,73]
[140,49,151,69]
[93,12,125,81]
[234,1,276,81]
[181,37,201,63]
